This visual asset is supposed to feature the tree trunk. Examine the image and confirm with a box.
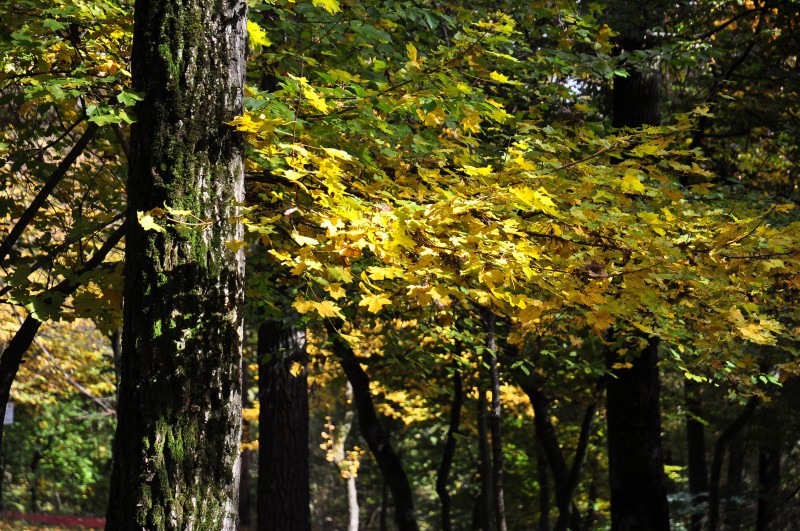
[685,379,709,531]
[756,405,781,531]
[606,4,670,525]
[485,313,508,531]
[258,320,310,531]
[475,386,493,531]
[106,0,247,526]
[606,339,670,531]
[327,324,419,531]
[536,438,550,531]
[723,433,745,531]
[331,382,359,531]
[708,397,757,531]
[436,365,464,531]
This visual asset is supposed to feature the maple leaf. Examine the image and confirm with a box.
[359,293,392,313]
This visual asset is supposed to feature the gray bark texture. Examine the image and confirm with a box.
[106,0,248,527]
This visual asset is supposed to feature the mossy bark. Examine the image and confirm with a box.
[106,0,247,528]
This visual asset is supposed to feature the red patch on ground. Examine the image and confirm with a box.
[1,511,105,528]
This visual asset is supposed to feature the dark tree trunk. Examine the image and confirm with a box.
[606,339,670,531]
[685,379,709,531]
[475,387,493,531]
[756,406,781,531]
[708,397,758,531]
[239,367,253,528]
[106,0,247,526]
[606,4,670,526]
[436,365,463,531]
[723,433,746,531]
[522,381,588,531]
[258,321,310,531]
[327,324,419,531]
[536,436,550,531]
[485,313,508,531]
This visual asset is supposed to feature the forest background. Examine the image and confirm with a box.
[0,0,799,529]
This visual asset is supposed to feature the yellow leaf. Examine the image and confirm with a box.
[406,42,418,63]
[621,171,646,194]
[312,0,341,13]
[326,283,346,299]
[489,71,510,83]
[290,362,303,377]
[291,231,319,246]
[312,300,345,318]
[247,20,272,48]
[303,87,330,114]
[225,240,247,252]
[359,293,392,313]
[416,106,445,127]
[293,298,314,314]
[460,107,482,134]
[137,211,165,233]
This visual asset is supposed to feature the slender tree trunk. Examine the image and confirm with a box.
[475,387,493,531]
[485,313,508,531]
[239,368,253,528]
[436,365,464,531]
[239,447,252,528]
[536,438,550,531]
[685,379,709,531]
[331,382,359,531]
[606,339,670,531]
[258,320,310,531]
[106,0,247,526]
[327,324,419,531]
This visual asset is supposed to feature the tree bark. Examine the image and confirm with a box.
[708,397,757,531]
[756,405,781,531]
[327,324,419,531]
[605,339,670,531]
[258,320,310,531]
[106,0,247,526]
[536,439,550,531]
[475,387,493,531]
[327,381,359,531]
[685,379,709,531]
[485,313,508,531]
[435,365,463,531]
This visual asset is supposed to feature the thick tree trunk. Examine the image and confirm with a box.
[106,0,247,527]
[258,321,310,531]
[436,365,464,531]
[756,406,781,531]
[723,433,745,531]
[327,324,419,531]
[606,4,670,526]
[685,379,709,531]
[606,339,670,531]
